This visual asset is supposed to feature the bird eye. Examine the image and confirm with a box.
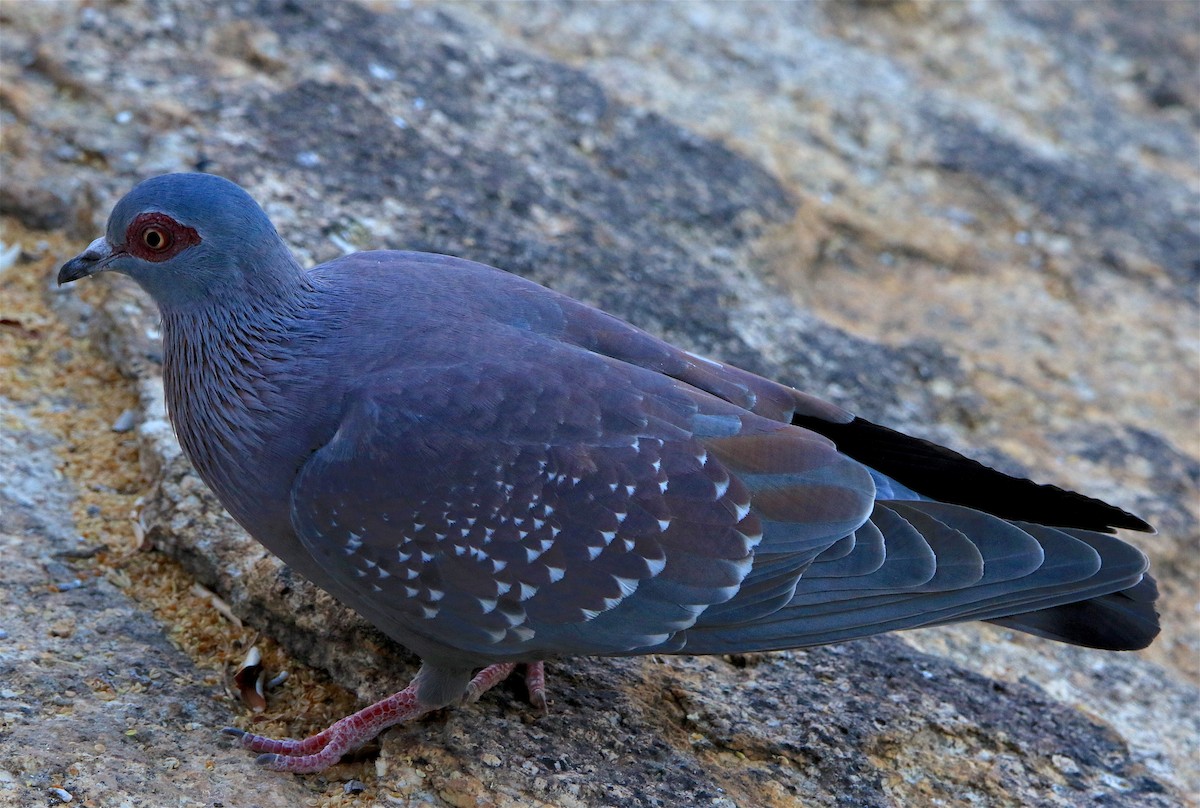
[125,212,201,262]
[141,226,171,251]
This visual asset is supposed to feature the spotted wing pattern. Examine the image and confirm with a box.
[289,345,875,660]
[287,254,1155,660]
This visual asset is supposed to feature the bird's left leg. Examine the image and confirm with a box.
[224,661,546,773]
[223,683,430,773]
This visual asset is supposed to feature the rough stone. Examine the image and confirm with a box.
[2,1,1195,805]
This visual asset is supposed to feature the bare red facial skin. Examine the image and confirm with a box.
[125,212,201,262]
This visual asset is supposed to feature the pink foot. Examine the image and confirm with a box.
[465,661,548,711]
[222,684,428,773]
[223,661,548,773]
[525,661,548,712]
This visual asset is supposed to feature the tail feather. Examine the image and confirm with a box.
[988,571,1159,650]
[792,415,1152,533]
[686,501,1159,654]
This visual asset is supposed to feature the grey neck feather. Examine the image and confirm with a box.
[159,271,326,534]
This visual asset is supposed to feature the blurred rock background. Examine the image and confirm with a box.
[1,1,1195,806]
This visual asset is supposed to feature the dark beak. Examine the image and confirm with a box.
[58,237,115,285]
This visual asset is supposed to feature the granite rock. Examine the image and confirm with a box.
[2,1,1195,805]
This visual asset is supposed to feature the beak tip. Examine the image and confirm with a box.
[56,261,89,286]
[58,237,114,285]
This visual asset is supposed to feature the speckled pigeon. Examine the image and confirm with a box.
[59,173,1158,774]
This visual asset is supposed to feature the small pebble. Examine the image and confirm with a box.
[111,409,137,433]
[344,780,366,794]
[368,63,394,80]
[49,787,73,803]
[1052,754,1081,775]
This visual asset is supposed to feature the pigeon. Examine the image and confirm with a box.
[58,173,1158,773]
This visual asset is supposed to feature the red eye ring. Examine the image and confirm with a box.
[125,212,201,262]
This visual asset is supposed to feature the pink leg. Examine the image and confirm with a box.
[463,662,517,703]
[524,661,547,711]
[224,661,548,773]
[464,661,548,709]
[223,684,428,773]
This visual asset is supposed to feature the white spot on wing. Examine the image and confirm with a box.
[737,528,764,549]
[498,608,525,627]
[509,625,535,641]
[613,575,639,596]
[480,626,507,643]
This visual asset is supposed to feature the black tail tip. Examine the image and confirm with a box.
[989,575,1160,651]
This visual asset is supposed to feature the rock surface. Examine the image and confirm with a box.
[1,1,1195,806]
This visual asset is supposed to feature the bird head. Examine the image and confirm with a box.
[58,173,300,310]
